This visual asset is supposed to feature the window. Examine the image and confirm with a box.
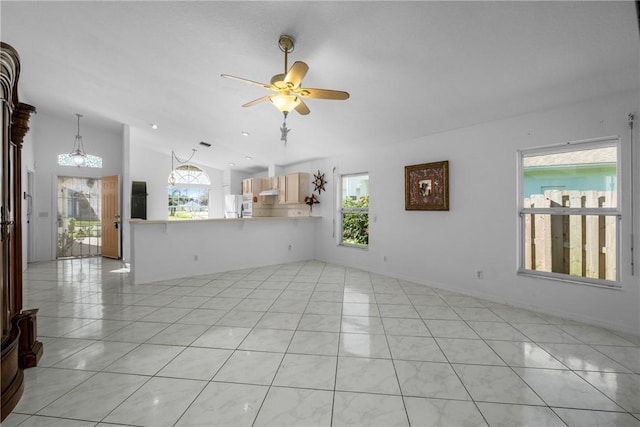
[57,153,103,168]
[169,164,210,185]
[167,165,210,220]
[518,137,620,286]
[340,173,369,248]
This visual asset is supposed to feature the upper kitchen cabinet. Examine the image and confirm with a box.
[242,178,264,197]
[285,173,310,204]
[278,175,287,204]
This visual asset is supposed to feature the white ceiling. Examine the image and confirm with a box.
[2,1,638,173]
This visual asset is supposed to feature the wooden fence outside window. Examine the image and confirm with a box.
[523,189,616,281]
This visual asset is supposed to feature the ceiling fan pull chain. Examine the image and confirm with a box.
[280,112,290,146]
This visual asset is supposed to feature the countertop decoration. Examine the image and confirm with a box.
[304,194,320,214]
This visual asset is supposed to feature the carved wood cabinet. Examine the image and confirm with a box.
[1,41,42,421]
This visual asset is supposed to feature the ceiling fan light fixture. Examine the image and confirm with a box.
[221,33,349,119]
[269,94,300,113]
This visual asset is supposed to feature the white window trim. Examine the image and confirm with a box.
[337,172,369,249]
[516,135,622,288]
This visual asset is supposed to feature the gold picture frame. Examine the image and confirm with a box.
[404,161,449,211]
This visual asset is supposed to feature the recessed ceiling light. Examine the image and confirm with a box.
[241,131,250,137]
[245,156,252,160]
[228,162,235,167]
[150,124,158,130]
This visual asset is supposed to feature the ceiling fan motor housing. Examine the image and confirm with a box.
[278,35,295,53]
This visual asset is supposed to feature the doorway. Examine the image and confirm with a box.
[56,176,102,258]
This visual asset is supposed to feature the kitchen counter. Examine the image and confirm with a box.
[129,215,321,284]
[129,216,320,225]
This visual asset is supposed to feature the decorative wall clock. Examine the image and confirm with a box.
[313,170,327,194]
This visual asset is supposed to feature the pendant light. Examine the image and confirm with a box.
[70,113,87,167]
[168,149,196,186]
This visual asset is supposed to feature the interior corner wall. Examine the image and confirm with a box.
[31,110,124,262]
[312,90,640,335]
[121,125,132,262]
[229,169,246,195]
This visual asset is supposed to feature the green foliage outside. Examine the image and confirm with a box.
[342,195,369,247]
[74,220,101,237]
[168,211,208,220]
[57,218,101,257]
[57,218,76,256]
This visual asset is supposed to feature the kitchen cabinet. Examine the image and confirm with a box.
[242,178,264,197]
[278,175,287,204]
[285,173,310,204]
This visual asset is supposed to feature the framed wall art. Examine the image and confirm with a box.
[404,160,449,211]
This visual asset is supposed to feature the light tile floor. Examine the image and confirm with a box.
[3,257,640,427]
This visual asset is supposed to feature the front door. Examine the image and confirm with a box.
[101,175,119,259]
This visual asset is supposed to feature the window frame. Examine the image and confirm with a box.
[57,153,103,168]
[338,172,369,249]
[517,136,622,288]
[167,164,211,220]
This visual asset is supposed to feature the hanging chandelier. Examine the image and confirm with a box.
[69,113,88,167]
[168,148,196,186]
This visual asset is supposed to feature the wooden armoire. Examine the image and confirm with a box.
[1,42,42,421]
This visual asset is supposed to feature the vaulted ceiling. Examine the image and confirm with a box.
[2,1,638,173]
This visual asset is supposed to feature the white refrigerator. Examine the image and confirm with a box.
[224,195,244,218]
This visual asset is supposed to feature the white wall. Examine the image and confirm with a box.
[312,90,640,335]
[223,168,247,196]
[128,139,225,221]
[121,125,132,262]
[31,111,124,261]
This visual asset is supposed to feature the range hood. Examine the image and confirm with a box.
[259,188,280,196]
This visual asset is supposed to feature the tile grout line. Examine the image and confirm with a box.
[404,282,492,427]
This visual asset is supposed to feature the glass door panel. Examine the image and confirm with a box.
[56,176,102,258]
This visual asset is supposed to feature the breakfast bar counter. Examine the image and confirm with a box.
[129,216,320,284]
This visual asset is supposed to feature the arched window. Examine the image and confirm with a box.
[167,165,210,220]
[168,165,210,185]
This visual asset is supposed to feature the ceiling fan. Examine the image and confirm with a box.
[221,35,350,117]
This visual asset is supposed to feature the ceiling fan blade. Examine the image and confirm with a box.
[294,99,310,115]
[284,61,309,88]
[298,88,350,100]
[242,96,270,107]
[221,74,272,90]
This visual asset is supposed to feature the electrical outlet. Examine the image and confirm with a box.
[476,270,483,279]
[383,256,387,262]
[288,244,292,251]
[194,255,198,261]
